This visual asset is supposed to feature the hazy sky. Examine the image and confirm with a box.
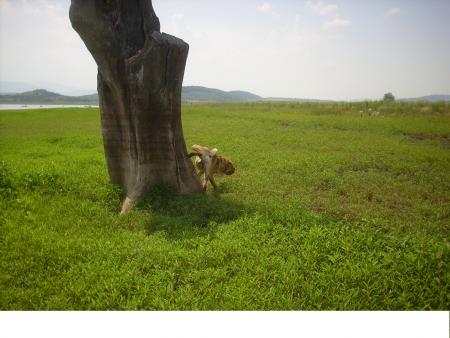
[1,0,449,100]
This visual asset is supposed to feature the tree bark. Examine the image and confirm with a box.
[69,0,202,205]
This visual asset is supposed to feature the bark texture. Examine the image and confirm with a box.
[69,0,202,200]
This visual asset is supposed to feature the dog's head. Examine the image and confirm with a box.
[192,144,217,161]
[192,144,218,174]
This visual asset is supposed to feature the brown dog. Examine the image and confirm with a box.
[188,144,235,191]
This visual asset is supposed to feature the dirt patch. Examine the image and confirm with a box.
[405,133,450,149]
[278,120,297,127]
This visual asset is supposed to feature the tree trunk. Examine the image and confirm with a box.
[69,0,202,208]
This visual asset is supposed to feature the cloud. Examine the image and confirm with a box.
[257,2,272,14]
[308,1,338,17]
[307,1,351,29]
[318,4,338,16]
[323,17,351,29]
[384,7,401,18]
[257,2,280,20]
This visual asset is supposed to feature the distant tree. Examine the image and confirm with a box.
[383,92,395,102]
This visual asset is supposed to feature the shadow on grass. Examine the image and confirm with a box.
[136,184,247,240]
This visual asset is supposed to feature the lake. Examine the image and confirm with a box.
[0,104,98,110]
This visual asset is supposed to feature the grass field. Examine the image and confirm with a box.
[0,101,449,310]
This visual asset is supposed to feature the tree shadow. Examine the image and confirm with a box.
[135,185,247,240]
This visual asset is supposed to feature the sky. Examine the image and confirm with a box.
[0,0,449,100]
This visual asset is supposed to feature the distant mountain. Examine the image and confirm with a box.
[2,86,449,104]
[400,95,450,102]
[0,89,98,105]
[182,86,261,102]
[0,86,263,105]
[0,81,96,96]
[263,97,333,102]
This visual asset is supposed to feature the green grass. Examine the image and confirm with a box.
[1,102,449,310]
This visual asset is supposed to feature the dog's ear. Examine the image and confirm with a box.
[210,148,218,156]
[192,144,209,156]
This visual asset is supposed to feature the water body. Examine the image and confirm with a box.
[0,104,99,110]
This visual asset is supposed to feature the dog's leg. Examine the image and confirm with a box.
[209,176,217,190]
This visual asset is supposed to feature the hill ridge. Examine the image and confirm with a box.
[1,87,449,104]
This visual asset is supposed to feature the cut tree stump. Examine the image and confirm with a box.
[69,0,202,212]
